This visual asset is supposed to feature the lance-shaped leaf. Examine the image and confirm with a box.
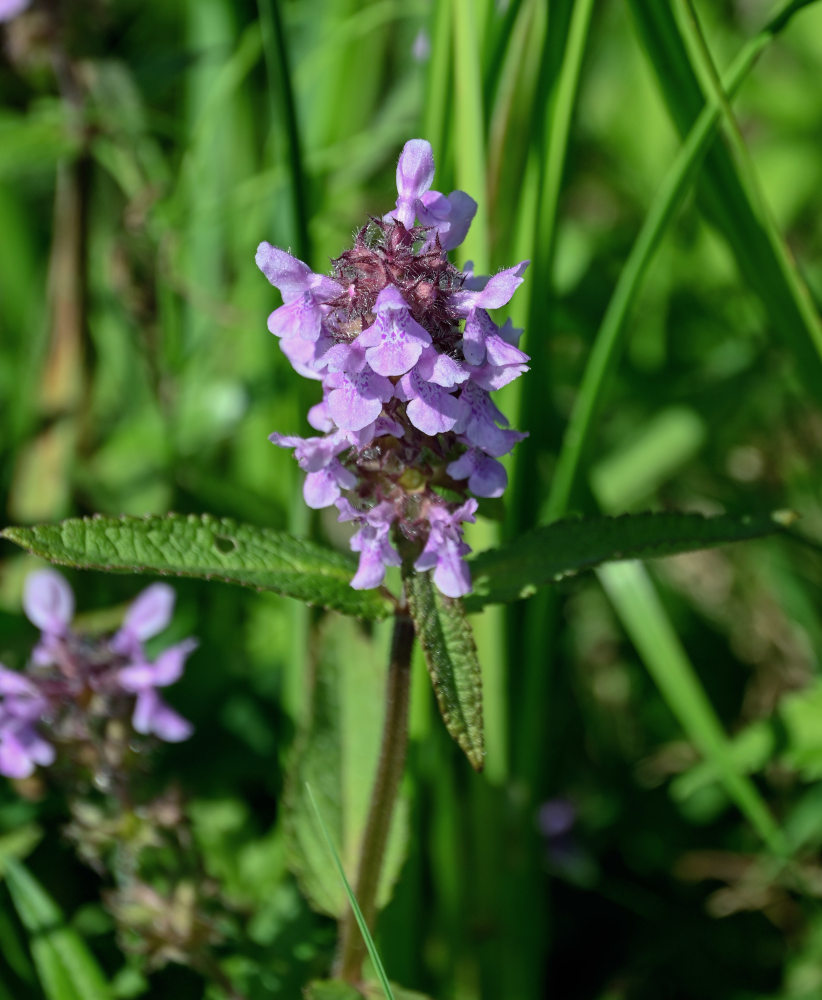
[0,514,395,620]
[406,571,484,771]
[465,510,793,611]
[285,617,409,918]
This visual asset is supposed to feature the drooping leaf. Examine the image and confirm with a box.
[4,860,111,1000]
[406,572,484,771]
[285,617,409,919]
[465,510,792,611]
[0,514,394,620]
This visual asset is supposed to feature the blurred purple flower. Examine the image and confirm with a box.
[0,570,196,779]
[0,0,30,23]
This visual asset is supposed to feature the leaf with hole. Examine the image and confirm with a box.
[0,514,395,620]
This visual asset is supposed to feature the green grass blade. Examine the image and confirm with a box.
[597,560,787,855]
[509,0,593,530]
[626,0,822,399]
[257,0,312,263]
[543,1,804,521]
[452,0,490,270]
[4,860,111,1000]
[305,783,395,1000]
[675,0,822,364]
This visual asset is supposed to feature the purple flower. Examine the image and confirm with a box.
[454,381,527,457]
[0,0,30,22]
[389,139,477,251]
[393,139,435,229]
[414,500,478,598]
[23,568,73,637]
[336,500,401,590]
[270,430,356,508]
[418,190,478,252]
[326,365,394,433]
[396,371,461,435]
[0,717,55,780]
[118,639,198,743]
[111,582,175,658]
[257,139,529,597]
[447,449,508,498]
[0,571,197,780]
[358,286,432,376]
[0,665,54,779]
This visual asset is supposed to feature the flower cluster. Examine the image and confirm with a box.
[256,139,528,597]
[0,569,196,780]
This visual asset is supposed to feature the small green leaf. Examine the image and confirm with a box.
[0,514,394,620]
[285,618,409,919]
[465,510,790,611]
[406,572,484,771]
[4,860,111,1000]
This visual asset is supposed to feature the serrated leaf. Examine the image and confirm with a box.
[0,514,394,620]
[285,617,409,918]
[4,860,111,1000]
[406,572,484,771]
[465,510,790,611]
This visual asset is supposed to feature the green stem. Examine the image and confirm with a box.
[335,609,415,985]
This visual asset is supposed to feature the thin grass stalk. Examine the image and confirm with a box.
[256,0,312,266]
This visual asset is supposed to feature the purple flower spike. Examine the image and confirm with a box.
[0,573,197,783]
[258,138,529,597]
[23,569,74,636]
[358,286,432,376]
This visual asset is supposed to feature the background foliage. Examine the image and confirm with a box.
[3,0,822,997]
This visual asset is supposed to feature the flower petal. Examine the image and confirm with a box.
[23,570,74,636]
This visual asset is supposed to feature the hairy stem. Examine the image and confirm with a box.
[335,608,415,985]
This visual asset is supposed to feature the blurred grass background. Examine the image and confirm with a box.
[3,0,822,997]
